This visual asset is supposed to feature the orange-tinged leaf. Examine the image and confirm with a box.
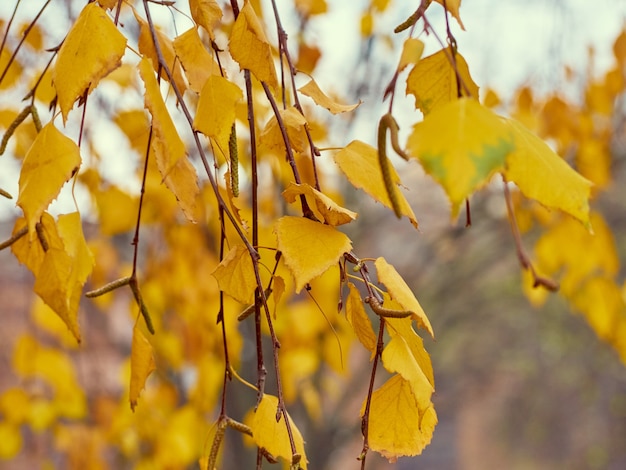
[295,0,327,16]
[139,57,199,222]
[434,0,464,30]
[17,123,81,239]
[398,38,424,73]
[189,0,222,39]
[334,140,418,228]
[53,2,126,123]
[211,244,257,304]
[374,258,433,337]
[406,47,478,116]
[135,13,187,94]
[229,1,278,91]
[260,106,308,155]
[129,324,156,411]
[298,79,361,114]
[503,118,592,227]
[360,375,437,462]
[282,183,357,226]
[173,27,221,93]
[275,216,351,293]
[11,213,64,276]
[247,394,308,468]
[406,98,514,217]
[345,282,377,358]
[193,75,243,152]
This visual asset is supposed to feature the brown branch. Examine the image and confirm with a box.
[0,225,27,251]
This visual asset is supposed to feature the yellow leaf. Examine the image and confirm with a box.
[434,0,465,30]
[33,212,93,342]
[211,244,257,304]
[11,213,64,276]
[503,118,592,226]
[334,140,418,228]
[93,185,137,235]
[114,109,150,154]
[374,258,433,337]
[228,1,278,91]
[247,394,308,468]
[260,106,308,155]
[398,38,424,73]
[382,335,434,406]
[53,2,126,123]
[0,422,22,459]
[189,0,223,39]
[135,12,187,94]
[173,27,221,93]
[0,48,23,91]
[298,79,361,114]
[345,282,377,358]
[139,57,199,222]
[275,216,351,293]
[282,182,357,226]
[406,98,514,217]
[295,0,327,16]
[193,75,243,153]
[406,47,478,116]
[17,123,81,239]
[386,316,434,387]
[360,375,437,462]
[534,213,618,298]
[129,324,156,411]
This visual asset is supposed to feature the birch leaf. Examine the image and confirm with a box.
[282,182,357,226]
[53,2,126,123]
[173,27,221,93]
[17,123,81,239]
[211,244,257,305]
[298,79,361,114]
[345,282,377,358]
[503,118,592,227]
[247,394,308,468]
[334,140,418,228]
[406,98,514,217]
[375,258,433,337]
[229,1,278,91]
[11,213,64,277]
[360,375,437,462]
[398,38,424,73]
[139,57,199,222]
[275,216,351,293]
[129,324,156,412]
[189,0,222,39]
[406,47,478,116]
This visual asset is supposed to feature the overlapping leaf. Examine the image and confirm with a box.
[193,75,243,153]
[375,258,433,337]
[334,140,418,227]
[406,48,478,116]
[260,106,308,155]
[52,2,126,122]
[275,216,351,293]
[282,183,357,226]
[173,28,221,93]
[345,283,377,358]
[139,56,199,222]
[406,98,514,217]
[360,375,437,462]
[33,212,94,343]
[503,118,592,226]
[17,123,81,239]
[211,244,257,304]
[247,394,308,468]
[229,1,278,90]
